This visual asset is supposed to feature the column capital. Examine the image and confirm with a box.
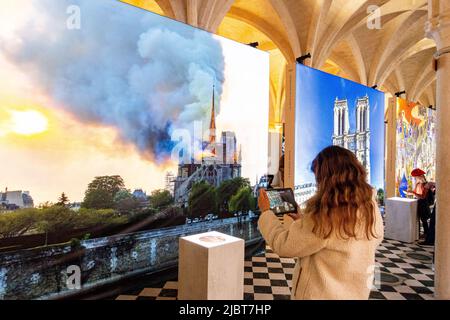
[426,8,450,52]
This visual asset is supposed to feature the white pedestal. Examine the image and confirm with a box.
[178,231,244,300]
[385,197,419,243]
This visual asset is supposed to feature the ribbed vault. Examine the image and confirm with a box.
[122,0,438,129]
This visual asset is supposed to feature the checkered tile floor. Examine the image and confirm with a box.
[115,238,435,300]
[116,281,178,300]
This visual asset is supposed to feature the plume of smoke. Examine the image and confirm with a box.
[1,0,225,162]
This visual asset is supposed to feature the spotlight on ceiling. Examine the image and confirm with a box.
[395,90,406,97]
[296,53,312,65]
[371,85,378,89]
[248,42,259,48]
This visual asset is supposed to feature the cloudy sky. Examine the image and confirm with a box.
[0,0,269,204]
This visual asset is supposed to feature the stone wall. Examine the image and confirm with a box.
[0,216,261,300]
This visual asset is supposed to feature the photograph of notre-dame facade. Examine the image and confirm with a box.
[294,64,385,207]
[332,96,371,183]
[295,96,373,205]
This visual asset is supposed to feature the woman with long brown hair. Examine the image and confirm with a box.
[258,146,384,300]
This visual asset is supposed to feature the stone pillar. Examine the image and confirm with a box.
[385,97,397,199]
[426,0,450,300]
[284,62,296,189]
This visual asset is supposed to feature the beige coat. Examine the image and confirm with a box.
[258,202,384,300]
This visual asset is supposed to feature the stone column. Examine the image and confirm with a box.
[385,97,397,199]
[283,62,296,189]
[426,0,450,300]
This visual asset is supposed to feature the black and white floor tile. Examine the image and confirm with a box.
[115,239,435,301]
[116,281,178,300]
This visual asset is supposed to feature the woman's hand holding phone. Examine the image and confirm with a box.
[259,188,301,221]
[258,188,271,213]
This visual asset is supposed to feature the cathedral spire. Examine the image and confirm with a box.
[209,84,217,155]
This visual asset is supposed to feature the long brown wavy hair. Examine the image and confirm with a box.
[304,146,378,240]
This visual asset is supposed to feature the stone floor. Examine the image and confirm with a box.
[115,238,435,300]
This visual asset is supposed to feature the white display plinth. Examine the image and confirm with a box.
[385,197,419,243]
[178,231,244,300]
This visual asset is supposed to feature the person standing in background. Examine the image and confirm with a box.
[407,168,434,239]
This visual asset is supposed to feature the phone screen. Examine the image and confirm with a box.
[265,188,298,216]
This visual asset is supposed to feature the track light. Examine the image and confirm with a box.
[371,85,378,89]
[296,53,311,65]
[395,90,406,97]
[247,42,259,48]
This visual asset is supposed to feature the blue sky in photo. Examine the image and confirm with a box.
[295,64,385,190]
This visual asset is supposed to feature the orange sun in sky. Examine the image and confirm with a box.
[7,109,48,136]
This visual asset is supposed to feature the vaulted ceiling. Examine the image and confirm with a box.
[121,0,437,130]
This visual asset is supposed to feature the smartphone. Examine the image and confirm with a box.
[265,188,298,216]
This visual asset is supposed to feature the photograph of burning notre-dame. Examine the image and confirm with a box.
[173,88,243,207]
[0,0,268,300]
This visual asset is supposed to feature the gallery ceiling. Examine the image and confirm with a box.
[122,0,437,130]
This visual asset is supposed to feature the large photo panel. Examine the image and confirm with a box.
[0,0,270,299]
[395,98,436,197]
[0,0,269,236]
[294,64,385,205]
